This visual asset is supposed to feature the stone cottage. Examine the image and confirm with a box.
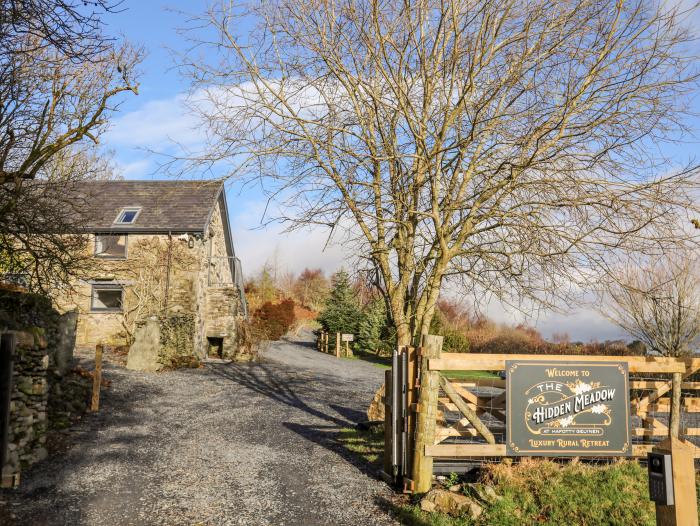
[54,180,247,363]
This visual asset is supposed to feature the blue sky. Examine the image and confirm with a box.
[100,1,700,341]
[101,1,350,272]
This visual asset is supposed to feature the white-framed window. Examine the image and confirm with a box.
[94,234,127,259]
[113,207,141,225]
[90,285,123,312]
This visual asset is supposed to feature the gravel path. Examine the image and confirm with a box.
[0,334,399,526]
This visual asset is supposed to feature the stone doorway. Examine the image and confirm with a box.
[207,337,224,359]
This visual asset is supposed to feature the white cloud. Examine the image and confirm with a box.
[229,196,347,280]
[106,93,203,151]
[446,285,625,342]
[106,91,628,342]
[116,158,154,178]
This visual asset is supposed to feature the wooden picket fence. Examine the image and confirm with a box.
[384,335,700,493]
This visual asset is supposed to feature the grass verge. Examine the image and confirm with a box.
[337,426,385,466]
[397,460,658,526]
[335,427,681,526]
[343,349,391,369]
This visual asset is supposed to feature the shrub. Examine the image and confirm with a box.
[253,298,296,340]
[235,317,267,359]
[293,267,330,311]
[430,308,470,353]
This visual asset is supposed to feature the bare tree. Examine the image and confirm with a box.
[600,253,700,356]
[0,1,142,292]
[179,0,700,346]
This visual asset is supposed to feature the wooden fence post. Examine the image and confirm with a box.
[654,437,699,526]
[412,334,443,493]
[91,343,103,412]
[335,332,341,358]
[670,372,681,439]
[383,369,393,477]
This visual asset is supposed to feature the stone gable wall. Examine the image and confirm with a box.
[200,200,241,358]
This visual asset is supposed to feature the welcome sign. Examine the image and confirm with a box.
[506,361,631,456]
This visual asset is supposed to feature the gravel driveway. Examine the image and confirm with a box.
[0,334,399,526]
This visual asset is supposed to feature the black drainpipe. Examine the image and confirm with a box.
[163,231,173,313]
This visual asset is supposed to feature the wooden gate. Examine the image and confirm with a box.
[383,335,700,493]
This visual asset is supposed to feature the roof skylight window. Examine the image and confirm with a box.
[114,207,141,225]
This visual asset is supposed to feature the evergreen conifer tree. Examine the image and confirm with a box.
[317,269,362,335]
[357,296,387,353]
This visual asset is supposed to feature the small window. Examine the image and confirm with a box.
[95,235,127,258]
[114,207,141,225]
[91,285,123,312]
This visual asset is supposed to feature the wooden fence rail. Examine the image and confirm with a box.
[384,337,700,493]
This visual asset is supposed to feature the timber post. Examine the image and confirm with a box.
[412,334,443,493]
[91,343,104,412]
[654,437,699,526]
[670,372,681,438]
[335,332,341,358]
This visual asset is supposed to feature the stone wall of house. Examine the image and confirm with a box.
[55,233,204,351]
[0,288,89,488]
[206,199,234,287]
[54,197,242,362]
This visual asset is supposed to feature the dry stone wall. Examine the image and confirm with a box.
[0,288,89,488]
[5,330,50,483]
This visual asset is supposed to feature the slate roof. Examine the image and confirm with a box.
[70,180,225,233]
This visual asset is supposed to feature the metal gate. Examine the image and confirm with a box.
[390,347,408,478]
